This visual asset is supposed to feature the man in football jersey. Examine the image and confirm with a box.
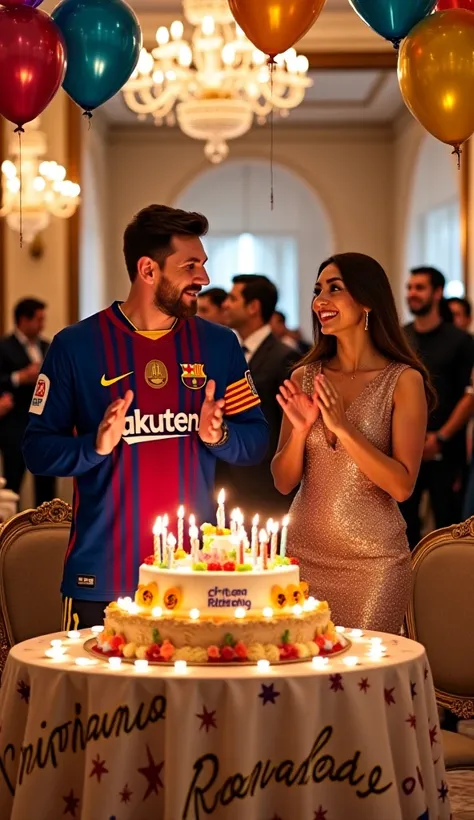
[23,204,268,629]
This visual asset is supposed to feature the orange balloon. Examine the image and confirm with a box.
[398,9,474,150]
[228,0,326,57]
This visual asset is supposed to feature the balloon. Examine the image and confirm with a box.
[1,0,43,7]
[348,0,437,46]
[52,0,142,113]
[0,7,65,128]
[228,0,326,58]
[436,0,474,8]
[398,9,474,155]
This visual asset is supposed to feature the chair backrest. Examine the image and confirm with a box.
[406,518,474,720]
[0,499,71,672]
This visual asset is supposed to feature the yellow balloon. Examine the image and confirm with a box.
[228,0,326,58]
[398,9,474,150]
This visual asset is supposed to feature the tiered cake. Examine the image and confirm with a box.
[95,500,345,665]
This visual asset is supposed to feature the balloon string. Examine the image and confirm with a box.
[270,59,274,211]
[14,126,24,248]
[452,145,462,171]
[83,110,92,131]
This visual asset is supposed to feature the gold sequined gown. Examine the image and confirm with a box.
[289,361,412,633]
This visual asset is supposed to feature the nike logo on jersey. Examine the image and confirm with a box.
[122,409,199,445]
[101,371,133,387]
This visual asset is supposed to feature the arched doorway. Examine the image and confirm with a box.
[173,159,334,341]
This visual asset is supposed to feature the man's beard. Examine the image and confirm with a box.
[408,299,433,317]
[154,275,199,319]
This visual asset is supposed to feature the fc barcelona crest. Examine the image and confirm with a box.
[180,363,207,390]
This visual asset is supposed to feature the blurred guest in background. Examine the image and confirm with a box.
[447,296,472,333]
[197,287,227,324]
[401,267,474,547]
[271,311,311,355]
[221,275,299,518]
[0,298,56,504]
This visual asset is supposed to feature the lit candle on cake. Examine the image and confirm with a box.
[270,521,279,562]
[217,489,226,529]
[259,528,269,570]
[251,514,259,563]
[230,508,238,535]
[162,514,169,553]
[153,516,162,564]
[190,525,200,562]
[266,518,274,538]
[238,532,245,566]
[177,506,184,550]
[280,515,289,558]
[167,533,176,569]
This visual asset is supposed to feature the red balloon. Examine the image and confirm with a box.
[0,7,66,128]
[436,0,474,8]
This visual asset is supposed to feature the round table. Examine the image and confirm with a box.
[0,628,450,820]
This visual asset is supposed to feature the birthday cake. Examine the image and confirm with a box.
[96,502,345,665]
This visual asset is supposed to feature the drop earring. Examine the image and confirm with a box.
[364,311,369,331]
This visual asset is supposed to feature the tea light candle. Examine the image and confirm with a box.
[177,506,184,549]
[67,630,81,641]
[234,607,246,619]
[45,647,66,659]
[108,656,122,669]
[312,656,329,669]
[91,625,104,635]
[129,603,139,615]
[152,606,163,618]
[257,659,270,671]
[216,489,225,529]
[349,629,363,640]
[75,657,99,667]
[280,515,289,558]
[174,660,187,673]
[134,659,149,672]
[262,607,273,618]
[293,604,303,616]
[335,625,345,634]
[153,516,162,563]
[342,656,359,667]
[51,639,63,648]
[189,608,200,620]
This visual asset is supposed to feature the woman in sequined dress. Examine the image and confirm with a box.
[271,253,434,633]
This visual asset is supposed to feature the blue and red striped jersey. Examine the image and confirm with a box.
[23,303,268,601]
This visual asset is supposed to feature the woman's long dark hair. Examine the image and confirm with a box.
[298,252,436,412]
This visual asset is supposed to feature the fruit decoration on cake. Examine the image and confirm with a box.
[92,490,348,665]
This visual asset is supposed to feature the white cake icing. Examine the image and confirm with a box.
[138,563,300,616]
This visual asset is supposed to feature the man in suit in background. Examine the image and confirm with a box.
[221,275,299,519]
[197,287,228,324]
[0,298,56,504]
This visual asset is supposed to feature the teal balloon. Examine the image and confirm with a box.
[348,0,437,45]
[51,0,142,112]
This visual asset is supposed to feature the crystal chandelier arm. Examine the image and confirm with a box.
[47,199,81,219]
[122,86,179,118]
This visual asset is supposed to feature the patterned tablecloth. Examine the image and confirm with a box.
[0,628,450,820]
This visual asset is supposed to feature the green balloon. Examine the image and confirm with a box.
[52,0,142,112]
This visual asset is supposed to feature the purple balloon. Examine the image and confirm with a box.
[1,0,43,7]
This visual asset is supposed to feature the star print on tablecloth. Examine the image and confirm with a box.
[63,789,80,817]
[16,679,30,704]
[196,705,217,733]
[89,754,108,783]
[424,665,429,680]
[314,806,328,819]
[410,681,417,698]
[438,780,449,802]
[137,745,164,800]
[406,714,417,729]
[329,674,343,692]
[417,766,424,790]
[429,725,439,747]
[358,677,370,693]
[384,687,396,706]
[120,784,133,804]
[259,683,280,705]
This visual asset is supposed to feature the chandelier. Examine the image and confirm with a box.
[122,0,312,163]
[0,118,80,245]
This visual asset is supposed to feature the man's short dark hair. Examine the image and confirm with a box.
[273,310,286,323]
[410,266,446,292]
[198,287,227,308]
[447,296,472,319]
[232,274,278,324]
[14,298,46,325]
[123,204,209,282]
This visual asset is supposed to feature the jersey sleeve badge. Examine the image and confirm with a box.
[29,374,51,415]
[180,363,207,390]
[224,370,261,416]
